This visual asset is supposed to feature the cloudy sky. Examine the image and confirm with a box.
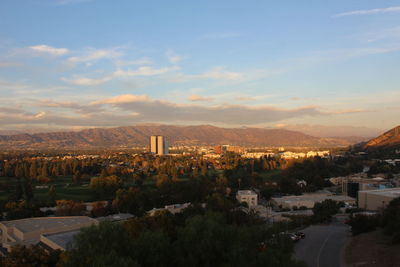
[0,0,399,136]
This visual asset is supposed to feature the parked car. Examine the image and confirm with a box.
[295,232,305,239]
[289,233,301,242]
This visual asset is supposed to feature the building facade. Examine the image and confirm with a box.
[358,188,400,211]
[236,190,258,207]
[0,216,98,252]
[150,135,169,155]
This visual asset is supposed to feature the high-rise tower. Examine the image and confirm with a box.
[150,135,169,155]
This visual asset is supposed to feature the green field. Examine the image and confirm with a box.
[0,176,94,202]
[258,170,282,182]
[0,174,191,203]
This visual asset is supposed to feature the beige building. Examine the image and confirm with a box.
[236,190,258,207]
[272,192,355,210]
[0,216,97,252]
[358,188,400,211]
[150,135,169,155]
[148,202,191,216]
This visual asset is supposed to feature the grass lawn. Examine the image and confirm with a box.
[0,174,192,203]
[0,176,94,203]
[258,170,282,182]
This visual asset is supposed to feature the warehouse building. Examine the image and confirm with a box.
[0,216,97,253]
[358,188,400,211]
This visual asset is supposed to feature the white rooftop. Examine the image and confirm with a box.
[237,190,257,196]
[1,216,96,233]
[360,187,400,198]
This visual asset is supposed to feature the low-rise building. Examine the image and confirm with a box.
[358,188,400,211]
[272,192,355,210]
[236,190,258,207]
[0,216,97,252]
[40,230,80,251]
[148,202,191,216]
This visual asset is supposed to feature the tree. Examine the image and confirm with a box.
[312,199,341,223]
[48,185,57,204]
[90,175,123,197]
[348,214,379,235]
[155,173,169,187]
[56,200,86,216]
[15,178,23,200]
[90,201,108,217]
[23,178,34,202]
[382,197,400,243]
[63,222,139,267]
[73,170,81,184]
[29,161,37,179]
[41,162,49,178]
[0,244,61,267]
[14,163,24,178]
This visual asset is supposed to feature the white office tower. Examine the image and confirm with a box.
[150,135,169,155]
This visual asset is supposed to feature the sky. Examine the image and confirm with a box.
[0,0,399,136]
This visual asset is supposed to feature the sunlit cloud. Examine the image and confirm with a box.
[334,6,400,17]
[67,48,122,64]
[188,95,214,102]
[62,66,179,85]
[166,50,182,64]
[30,45,69,56]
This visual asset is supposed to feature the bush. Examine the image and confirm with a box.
[312,199,341,223]
[349,214,380,235]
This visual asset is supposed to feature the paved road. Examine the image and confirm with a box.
[294,216,350,267]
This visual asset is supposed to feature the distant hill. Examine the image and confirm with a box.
[0,124,356,150]
[364,125,400,150]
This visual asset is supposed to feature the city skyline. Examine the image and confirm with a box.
[1,0,399,134]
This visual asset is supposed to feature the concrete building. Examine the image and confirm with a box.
[236,190,258,207]
[358,188,400,211]
[40,230,80,251]
[330,175,393,198]
[0,216,97,252]
[150,135,169,155]
[271,192,355,210]
[148,202,191,216]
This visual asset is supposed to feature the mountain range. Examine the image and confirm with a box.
[364,125,400,150]
[0,124,355,150]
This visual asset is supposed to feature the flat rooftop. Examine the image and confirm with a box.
[360,188,400,198]
[237,190,257,195]
[42,230,79,250]
[1,216,96,233]
[272,193,354,203]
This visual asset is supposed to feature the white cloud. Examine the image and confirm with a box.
[114,66,179,77]
[235,96,257,101]
[0,62,20,68]
[61,76,111,86]
[166,50,182,64]
[62,66,179,86]
[92,94,150,105]
[67,48,122,64]
[188,95,213,102]
[34,112,46,118]
[30,45,69,56]
[329,109,370,115]
[334,6,400,17]
[200,67,244,80]
[92,94,322,125]
[115,58,153,67]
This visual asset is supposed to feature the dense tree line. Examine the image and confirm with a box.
[62,202,306,267]
[348,197,400,243]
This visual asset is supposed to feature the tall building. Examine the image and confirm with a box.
[150,135,169,155]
